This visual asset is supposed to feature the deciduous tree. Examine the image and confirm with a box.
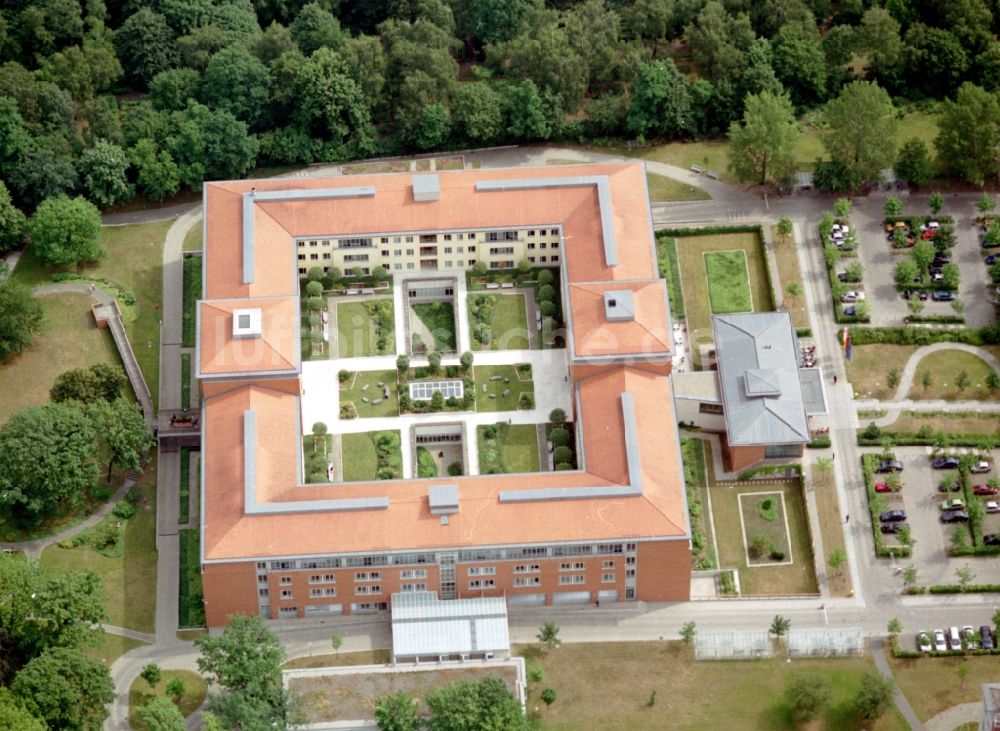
[823,81,897,189]
[852,671,895,721]
[627,60,691,139]
[11,647,114,731]
[936,83,1000,185]
[425,676,528,731]
[137,696,186,731]
[114,8,178,87]
[28,196,103,267]
[88,398,154,482]
[77,140,134,208]
[375,691,418,731]
[785,674,831,721]
[895,138,935,188]
[727,91,798,187]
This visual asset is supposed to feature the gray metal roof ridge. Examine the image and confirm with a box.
[475,176,617,267]
[499,392,642,503]
[241,186,376,285]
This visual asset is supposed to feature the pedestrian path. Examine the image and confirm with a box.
[891,342,1000,401]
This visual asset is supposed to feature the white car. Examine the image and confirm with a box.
[832,224,850,233]
[949,626,963,651]
[986,501,1000,514]
[933,629,947,652]
[917,631,932,653]
[970,460,991,474]
[840,291,865,303]
[963,625,978,650]
[921,221,940,231]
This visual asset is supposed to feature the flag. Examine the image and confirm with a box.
[844,326,852,361]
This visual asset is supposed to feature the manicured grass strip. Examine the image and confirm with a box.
[337,299,395,357]
[771,225,810,330]
[469,293,530,351]
[180,352,191,410]
[477,424,540,474]
[417,447,438,478]
[905,349,1000,401]
[646,172,711,202]
[84,633,145,667]
[182,219,202,252]
[811,462,851,597]
[181,256,201,348]
[341,430,402,482]
[412,301,457,352]
[178,529,205,628]
[655,234,685,319]
[704,250,752,313]
[129,669,208,730]
[179,447,190,525]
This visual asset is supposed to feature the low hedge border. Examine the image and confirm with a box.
[862,453,912,559]
[906,315,966,324]
[949,545,1000,556]
[795,328,812,338]
[928,583,1000,593]
[849,327,999,347]
[857,430,999,449]
[737,463,803,480]
[807,436,831,449]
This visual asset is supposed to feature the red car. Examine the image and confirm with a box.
[874,482,895,493]
[973,484,999,496]
[921,229,936,239]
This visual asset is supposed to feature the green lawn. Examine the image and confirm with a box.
[477,424,540,474]
[675,232,773,342]
[888,648,1000,721]
[129,669,208,729]
[39,481,158,633]
[178,528,205,628]
[655,234,685,320]
[181,256,201,348]
[905,349,1000,401]
[180,352,191,410]
[739,491,791,565]
[416,447,438,478]
[517,642,907,731]
[770,225,810,330]
[811,462,851,597]
[178,447,194,525]
[336,299,395,357]
[845,345,917,400]
[340,370,399,418]
[412,301,457,353]
[646,172,711,202]
[84,632,145,666]
[0,293,122,426]
[468,293,531,351]
[473,364,534,412]
[182,218,203,252]
[704,250,753,313]
[341,430,402,482]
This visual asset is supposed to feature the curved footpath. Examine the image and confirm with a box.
[924,701,980,731]
[891,343,1000,402]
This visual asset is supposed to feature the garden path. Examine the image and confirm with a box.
[924,701,981,731]
[891,343,1000,402]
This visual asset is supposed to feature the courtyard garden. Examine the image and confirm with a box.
[411,301,456,353]
[303,428,334,484]
[473,364,534,412]
[336,299,395,357]
[738,491,792,566]
[341,430,403,482]
[339,370,399,419]
[704,250,753,314]
[680,438,716,571]
[468,293,531,350]
[477,424,540,474]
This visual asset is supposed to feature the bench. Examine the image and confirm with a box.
[486,283,501,290]
[706,170,719,179]
[501,283,514,289]
[690,165,704,174]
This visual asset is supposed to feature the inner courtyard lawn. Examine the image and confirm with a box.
[340,370,399,418]
[477,424,540,474]
[473,364,534,412]
[704,250,753,313]
[341,430,402,482]
[738,491,791,565]
[336,299,395,357]
[904,349,1000,401]
[468,293,531,351]
[516,642,906,731]
[411,301,456,353]
[655,234,685,320]
[0,293,123,426]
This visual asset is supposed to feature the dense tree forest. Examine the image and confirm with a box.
[3,0,1000,233]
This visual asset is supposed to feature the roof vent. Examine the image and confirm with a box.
[232,308,262,339]
[603,290,635,322]
[428,484,459,515]
[413,174,440,203]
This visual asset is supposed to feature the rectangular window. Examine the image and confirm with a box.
[540,242,547,249]
[322,253,330,260]
[309,574,336,584]
[354,571,381,582]
[309,587,337,598]
[468,245,476,252]
[380,237,389,244]
[394,249,402,257]
[468,233,477,241]
[309,253,318,260]
[444,234,452,241]
[445,261,453,267]
[550,228,559,235]
[489,247,515,256]
[552,255,559,262]
[406,249,414,256]
[297,254,305,261]
[528,257,536,263]
[602,560,616,569]
[559,562,585,571]
[467,567,496,576]
[626,569,636,578]
[400,569,427,580]
[280,590,293,599]
[354,585,382,595]
[457,246,464,253]
[400,583,427,592]
[279,576,292,585]
[298,268,306,275]
[444,247,452,254]
[394,263,402,270]
[558,575,586,585]
[468,259,476,266]
[602,573,616,583]
[528,243,535,250]
[258,588,269,597]
[468,579,496,589]
[393,236,401,243]
[513,564,541,574]
[309,241,318,247]
[552,240,560,248]
[514,576,541,587]
[540,256,547,263]
[381,250,389,257]
[406,236,414,243]
[699,403,724,415]
[407,263,415,270]
[528,230,535,237]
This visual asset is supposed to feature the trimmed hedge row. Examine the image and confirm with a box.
[857,430,999,449]
[906,315,965,324]
[850,326,1000,346]
[929,583,1000,593]
[807,436,832,449]
[737,463,803,480]
[861,453,912,559]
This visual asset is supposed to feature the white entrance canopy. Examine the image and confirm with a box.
[391,591,510,662]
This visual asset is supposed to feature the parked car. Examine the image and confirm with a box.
[985,501,1000,514]
[840,290,865,303]
[921,221,941,231]
[949,626,962,651]
[932,290,957,301]
[881,522,906,534]
[917,631,933,653]
[933,629,948,652]
[940,498,966,511]
[973,484,998,495]
[932,457,961,470]
[901,289,929,301]
[876,460,904,473]
[880,509,907,522]
[843,305,856,316]
[874,481,896,493]
[984,533,1000,546]
[963,626,978,650]
[941,509,970,523]
[986,254,997,265]
[938,479,962,493]
[981,625,995,650]
[921,228,937,239]
[970,460,992,473]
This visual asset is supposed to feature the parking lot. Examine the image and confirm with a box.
[843,196,996,328]
[865,446,1000,585]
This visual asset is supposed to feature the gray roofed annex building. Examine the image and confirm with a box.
[672,312,827,472]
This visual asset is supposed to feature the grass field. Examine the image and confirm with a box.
[179,447,192,525]
[811,461,852,596]
[478,424,540,474]
[0,293,122,426]
[412,301,456,353]
[181,256,201,348]
[341,431,402,482]
[178,528,205,628]
[336,299,395,357]
[711,480,818,596]
[285,650,392,670]
[39,481,158,633]
[881,411,1000,436]
[770,225,810,330]
[675,232,772,342]
[655,234,685,320]
[474,364,534,412]
[888,647,1000,721]
[182,218,202,252]
[704,250,753,313]
[84,632,145,666]
[646,172,711,202]
[905,349,1000,401]
[180,352,191,409]
[129,670,208,729]
[340,369,399,418]
[739,491,791,565]
[468,293,531,350]
[516,642,906,731]
[845,345,917,400]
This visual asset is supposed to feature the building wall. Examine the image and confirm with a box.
[203,561,259,627]
[723,443,766,473]
[636,540,691,602]
[673,397,726,432]
[295,226,563,276]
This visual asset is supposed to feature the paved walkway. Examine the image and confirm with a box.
[925,701,980,731]
[891,342,1000,402]
[871,638,926,730]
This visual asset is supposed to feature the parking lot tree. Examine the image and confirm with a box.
[933,224,956,252]
[907,299,924,317]
[785,674,831,723]
[899,524,913,547]
[823,81,897,189]
[853,299,870,319]
[902,565,918,589]
[11,647,115,731]
[833,197,852,218]
[770,615,791,637]
[956,564,976,587]
[977,192,996,216]
[911,239,935,277]
[951,299,965,318]
[940,262,960,291]
[853,671,895,722]
[921,370,933,391]
[28,196,103,267]
[727,91,798,187]
[375,690,418,731]
[845,261,864,281]
[883,196,904,218]
[680,621,697,645]
[537,620,561,650]
[895,137,935,188]
[936,83,1000,185]
[137,696,186,731]
[928,191,944,215]
[784,281,801,310]
[828,547,845,576]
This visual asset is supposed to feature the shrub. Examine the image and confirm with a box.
[539,300,556,317]
[112,501,135,519]
[549,427,571,447]
[553,445,573,464]
[757,498,777,521]
[447,462,463,476]
[339,370,351,383]
[537,284,555,302]
[549,408,566,424]
[307,267,324,281]
[305,280,323,297]
[537,269,554,285]
[748,533,773,559]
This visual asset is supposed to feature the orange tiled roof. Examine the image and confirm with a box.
[198,297,299,376]
[568,281,672,358]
